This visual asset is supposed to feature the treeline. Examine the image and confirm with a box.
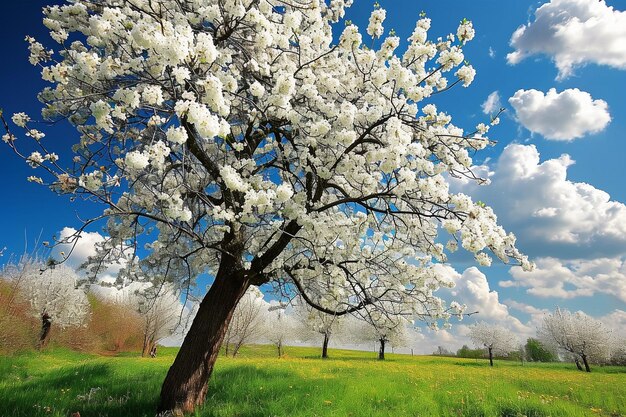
[435,338,558,362]
[0,257,183,356]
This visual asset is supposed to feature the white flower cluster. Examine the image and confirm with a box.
[11,112,30,127]
[456,20,475,44]
[367,8,386,38]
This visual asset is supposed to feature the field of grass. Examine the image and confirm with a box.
[0,345,624,417]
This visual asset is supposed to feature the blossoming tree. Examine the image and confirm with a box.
[355,309,412,360]
[469,322,519,367]
[295,298,344,358]
[538,308,612,372]
[2,0,531,413]
[4,259,89,349]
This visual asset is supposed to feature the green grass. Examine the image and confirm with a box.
[1,345,624,417]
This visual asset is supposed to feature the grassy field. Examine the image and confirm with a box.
[0,346,624,417]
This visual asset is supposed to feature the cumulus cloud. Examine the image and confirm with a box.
[504,256,626,303]
[481,91,501,115]
[401,265,535,354]
[51,227,125,284]
[449,143,626,303]
[509,88,611,140]
[445,266,531,335]
[599,309,626,338]
[451,144,626,260]
[507,0,626,79]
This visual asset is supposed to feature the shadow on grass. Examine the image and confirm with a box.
[0,362,162,417]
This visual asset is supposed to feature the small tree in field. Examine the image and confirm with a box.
[2,0,532,412]
[134,283,182,358]
[95,279,183,357]
[355,310,411,360]
[265,307,298,358]
[295,299,344,359]
[538,308,612,372]
[4,259,89,349]
[525,337,557,362]
[469,322,518,367]
[223,287,267,357]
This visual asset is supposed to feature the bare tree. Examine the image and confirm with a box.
[223,287,267,357]
[265,307,298,358]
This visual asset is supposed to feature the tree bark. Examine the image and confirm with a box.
[581,354,591,372]
[38,313,52,350]
[574,357,583,371]
[321,333,329,359]
[157,263,250,414]
[378,338,386,360]
[488,347,493,367]
[142,337,156,358]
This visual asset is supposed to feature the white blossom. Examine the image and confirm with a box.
[11,112,30,127]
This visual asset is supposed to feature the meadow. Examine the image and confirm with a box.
[0,346,624,417]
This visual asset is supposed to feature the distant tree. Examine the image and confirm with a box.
[525,338,557,362]
[609,340,626,366]
[538,308,612,372]
[433,346,454,356]
[456,344,482,359]
[265,307,298,358]
[355,310,411,360]
[87,294,144,352]
[469,322,518,366]
[294,299,344,359]
[223,287,267,357]
[4,259,90,349]
[95,280,183,357]
[134,283,183,358]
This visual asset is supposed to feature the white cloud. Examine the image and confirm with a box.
[451,144,626,260]
[449,144,626,303]
[481,91,501,115]
[488,47,496,59]
[504,256,626,303]
[599,309,626,338]
[507,0,626,79]
[509,88,610,141]
[386,265,534,354]
[504,299,549,316]
[51,227,128,285]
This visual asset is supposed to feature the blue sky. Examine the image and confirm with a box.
[1,0,625,350]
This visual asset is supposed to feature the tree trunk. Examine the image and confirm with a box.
[574,357,583,371]
[232,342,243,357]
[581,354,591,372]
[277,341,283,358]
[378,338,386,360]
[38,313,52,350]
[488,347,493,367]
[321,333,329,359]
[157,265,250,414]
[142,337,156,358]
